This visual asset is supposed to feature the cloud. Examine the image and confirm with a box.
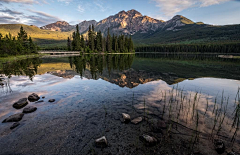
[152,0,230,17]
[58,0,72,5]
[0,9,23,15]
[77,5,85,13]
[0,0,36,4]
[26,9,62,26]
[0,0,48,4]
[0,7,61,26]
[0,15,20,24]
[94,0,107,12]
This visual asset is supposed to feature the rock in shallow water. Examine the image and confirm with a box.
[35,100,44,103]
[214,139,225,154]
[2,113,24,123]
[48,99,55,102]
[95,136,108,148]
[131,117,143,124]
[28,93,40,102]
[122,113,131,123]
[12,98,28,109]
[139,134,158,146]
[23,106,37,113]
[10,122,20,129]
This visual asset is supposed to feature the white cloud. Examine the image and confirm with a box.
[77,5,85,13]
[58,0,72,5]
[0,0,48,4]
[152,0,230,17]
[94,0,107,12]
[0,0,36,4]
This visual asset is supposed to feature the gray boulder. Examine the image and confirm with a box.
[95,136,108,148]
[131,117,143,124]
[28,93,40,102]
[23,106,37,113]
[139,134,158,146]
[10,122,20,129]
[13,98,28,109]
[2,113,24,123]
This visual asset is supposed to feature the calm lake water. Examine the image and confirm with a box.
[0,53,240,154]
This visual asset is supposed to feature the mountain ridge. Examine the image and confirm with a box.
[39,9,198,35]
[0,9,239,48]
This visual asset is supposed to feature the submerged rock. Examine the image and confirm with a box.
[28,93,40,102]
[23,106,37,113]
[12,98,28,109]
[131,117,143,124]
[10,122,20,129]
[35,100,44,103]
[149,119,167,133]
[42,96,45,99]
[139,134,158,146]
[2,113,24,123]
[214,139,225,154]
[95,136,108,148]
[122,113,131,123]
[0,82,4,86]
[48,99,55,102]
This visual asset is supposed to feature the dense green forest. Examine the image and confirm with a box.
[0,26,38,56]
[135,43,240,53]
[68,25,134,53]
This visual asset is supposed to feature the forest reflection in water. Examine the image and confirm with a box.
[0,53,240,154]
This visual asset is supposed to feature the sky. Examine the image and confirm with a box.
[0,0,240,27]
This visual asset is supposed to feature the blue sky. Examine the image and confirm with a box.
[0,0,239,26]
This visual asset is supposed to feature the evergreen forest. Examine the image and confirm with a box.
[0,26,38,57]
[67,25,135,53]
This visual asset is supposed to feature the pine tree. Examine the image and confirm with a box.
[75,25,81,51]
[88,25,94,51]
[102,37,106,52]
[18,26,28,42]
[67,37,71,51]
[80,34,85,48]
[72,31,76,50]
[129,36,134,52]
[96,31,102,52]
[106,28,112,52]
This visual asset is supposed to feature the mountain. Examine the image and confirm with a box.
[40,21,74,32]
[40,20,97,33]
[0,9,240,48]
[93,9,164,35]
[39,10,198,36]
[77,20,97,33]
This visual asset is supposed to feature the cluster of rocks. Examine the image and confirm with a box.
[95,113,163,148]
[2,93,56,130]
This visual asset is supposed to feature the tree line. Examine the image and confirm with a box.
[0,26,38,56]
[135,43,240,53]
[67,25,134,53]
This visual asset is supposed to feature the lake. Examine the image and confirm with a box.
[0,53,240,155]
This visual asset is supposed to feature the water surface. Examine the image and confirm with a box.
[0,53,240,154]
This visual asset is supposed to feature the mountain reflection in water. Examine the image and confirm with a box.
[0,53,240,154]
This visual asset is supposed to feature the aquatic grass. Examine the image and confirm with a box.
[216,97,229,135]
[204,95,209,116]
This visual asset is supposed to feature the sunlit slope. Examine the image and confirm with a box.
[0,24,72,48]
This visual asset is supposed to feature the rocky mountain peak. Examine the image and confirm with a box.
[55,21,70,25]
[40,21,73,32]
[127,9,142,16]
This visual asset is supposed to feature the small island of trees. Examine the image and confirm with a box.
[0,26,38,57]
[67,25,134,53]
